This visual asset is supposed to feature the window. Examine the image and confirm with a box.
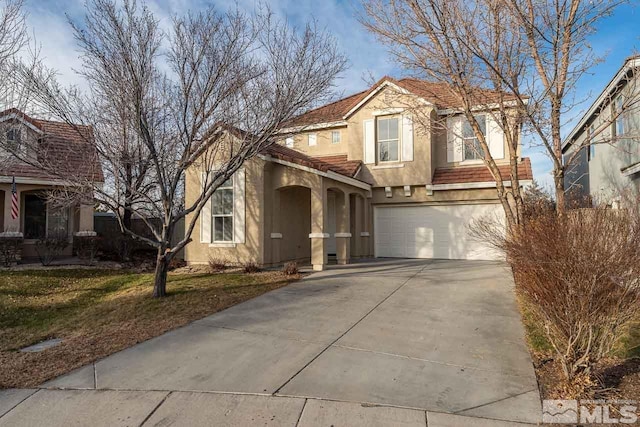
[285,137,294,148]
[377,117,399,162]
[23,194,69,239]
[331,130,341,144]
[588,124,595,161]
[308,133,317,146]
[462,115,486,161]
[6,128,21,152]
[615,94,626,137]
[24,195,46,239]
[212,177,233,242]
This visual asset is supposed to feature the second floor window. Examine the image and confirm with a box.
[588,124,596,161]
[212,177,234,242]
[377,117,399,162]
[615,94,626,137]
[332,130,341,144]
[463,115,486,161]
[6,128,21,152]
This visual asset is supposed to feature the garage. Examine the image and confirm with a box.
[373,204,505,260]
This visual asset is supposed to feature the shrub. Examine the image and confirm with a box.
[208,255,228,273]
[243,261,260,273]
[35,234,69,266]
[504,208,640,381]
[282,261,299,276]
[522,180,555,220]
[0,234,23,267]
[168,258,186,270]
[74,235,99,265]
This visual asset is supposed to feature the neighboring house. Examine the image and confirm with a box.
[0,108,103,259]
[184,77,533,270]
[563,56,640,208]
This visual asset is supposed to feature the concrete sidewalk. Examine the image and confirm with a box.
[0,259,542,426]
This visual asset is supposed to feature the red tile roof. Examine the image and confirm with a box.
[261,144,364,181]
[0,109,103,182]
[285,76,519,128]
[432,158,533,185]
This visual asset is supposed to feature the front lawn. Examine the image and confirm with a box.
[0,268,299,388]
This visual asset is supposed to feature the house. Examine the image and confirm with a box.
[0,108,103,260]
[563,56,640,208]
[184,77,533,270]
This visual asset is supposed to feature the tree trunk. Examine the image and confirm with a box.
[554,169,565,213]
[153,250,169,298]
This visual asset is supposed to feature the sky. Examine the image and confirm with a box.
[22,0,640,190]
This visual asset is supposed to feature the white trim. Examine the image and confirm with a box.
[425,184,433,196]
[622,162,640,176]
[334,232,352,238]
[309,233,330,238]
[270,232,283,239]
[209,242,236,248]
[342,80,433,119]
[371,163,404,170]
[0,112,44,134]
[403,185,411,197]
[278,120,348,134]
[74,231,97,237]
[0,231,23,238]
[258,154,372,192]
[563,57,640,150]
[372,107,405,116]
[384,186,392,198]
[431,179,533,191]
[460,159,484,166]
[308,133,317,146]
[360,232,370,237]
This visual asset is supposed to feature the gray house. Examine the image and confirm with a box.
[563,55,640,208]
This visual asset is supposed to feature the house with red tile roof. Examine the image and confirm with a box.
[0,109,103,260]
[184,77,533,270]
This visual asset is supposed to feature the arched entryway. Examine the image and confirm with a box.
[270,185,312,264]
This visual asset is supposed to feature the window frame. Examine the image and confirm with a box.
[614,94,626,138]
[308,133,317,146]
[376,116,400,163]
[6,128,21,153]
[331,130,341,144]
[588,124,595,161]
[284,137,294,148]
[211,177,234,243]
[462,114,486,161]
[23,193,69,240]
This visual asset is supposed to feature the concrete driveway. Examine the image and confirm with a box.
[0,259,541,426]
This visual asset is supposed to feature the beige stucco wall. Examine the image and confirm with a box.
[283,126,348,157]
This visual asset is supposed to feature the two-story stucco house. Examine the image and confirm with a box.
[184,77,533,271]
[0,108,103,259]
[563,56,640,208]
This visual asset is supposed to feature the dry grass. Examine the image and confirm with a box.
[0,268,299,388]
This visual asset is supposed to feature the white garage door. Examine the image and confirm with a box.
[374,204,505,260]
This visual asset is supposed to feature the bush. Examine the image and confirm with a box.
[243,261,260,273]
[208,256,228,273]
[522,180,555,220]
[0,235,23,267]
[74,235,99,265]
[504,208,640,381]
[282,261,299,276]
[35,234,69,266]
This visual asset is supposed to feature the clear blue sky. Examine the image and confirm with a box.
[24,0,640,190]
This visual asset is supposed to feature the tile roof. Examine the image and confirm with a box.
[0,109,104,182]
[261,144,364,181]
[285,76,519,128]
[432,158,533,185]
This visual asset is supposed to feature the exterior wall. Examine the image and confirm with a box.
[565,77,640,208]
[0,182,94,259]
[284,126,348,157]
[370,186,501,205]
[347,86,433,187]
[184,156,266,265]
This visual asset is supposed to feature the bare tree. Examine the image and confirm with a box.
[17,0,346,296]
[361,0,528,231]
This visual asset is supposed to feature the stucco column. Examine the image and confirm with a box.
[352,195,363,259]
[361,198,372,257]
[270,189,282,265]
[3,187,20,233]
[335,192,351,265]
[77,203,95,231]
[309,183,328,271]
